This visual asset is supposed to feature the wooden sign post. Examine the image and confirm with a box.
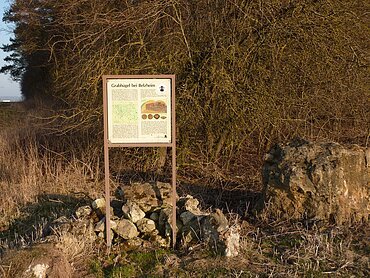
[103,75,176,248]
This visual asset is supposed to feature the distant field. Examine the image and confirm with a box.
[0,102,24,128]
[0,96,23,102]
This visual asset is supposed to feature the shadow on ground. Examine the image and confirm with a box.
[0,193,92,255]
[114,170,263,217]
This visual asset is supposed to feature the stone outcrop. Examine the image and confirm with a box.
[122,200,145,223]
[40,181,240,257]
[262,140,370,224]
[119,182,175,212]
[76,181,241,256]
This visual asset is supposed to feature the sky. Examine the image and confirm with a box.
[0,0,21,99]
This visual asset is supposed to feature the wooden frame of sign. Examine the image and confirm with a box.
[102,75,176,248]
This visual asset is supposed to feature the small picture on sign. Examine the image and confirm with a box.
[157,85,166,95]
[141,100,167,114]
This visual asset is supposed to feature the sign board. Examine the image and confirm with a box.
[102,75,176,249]
[105,77,174,145]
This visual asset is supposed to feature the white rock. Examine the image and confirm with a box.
[211,209,229,233]
[92,198,105,210]
[94,217,117,232]
[158,208,173,236]
[122,200,146,223]
[178,195,202,214]
[75,205,92,219]
[136,218,156,233]
[224,226,240,257]
[25,263,49,278]
[114,219,139,239]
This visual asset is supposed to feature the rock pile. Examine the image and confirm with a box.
[73,182,240,257]
[262,140,370,224]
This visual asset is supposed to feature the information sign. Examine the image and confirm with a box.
[106,78,172,144]
[102,75,176,249]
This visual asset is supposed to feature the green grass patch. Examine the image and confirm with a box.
[90,249,172,278]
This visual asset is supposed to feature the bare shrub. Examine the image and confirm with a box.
[2,0,369,184]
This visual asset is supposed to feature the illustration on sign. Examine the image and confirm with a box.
[107,79,172,144]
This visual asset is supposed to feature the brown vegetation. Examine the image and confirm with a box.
[1,0,369,185]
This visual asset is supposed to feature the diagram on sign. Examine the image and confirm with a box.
[141,100,167,120]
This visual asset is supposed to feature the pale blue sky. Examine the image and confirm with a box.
[0,0,21,98]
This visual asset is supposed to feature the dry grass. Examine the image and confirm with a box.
[0,109,103,253]
[0,136,99,229]
[236,218,369,277]
[54,226,96,263]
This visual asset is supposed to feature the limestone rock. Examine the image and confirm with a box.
[178,195,205,227]
[114,219,139,239]
[92,198,105,210]
[223,226,240,257]
[91,198,113,217]
[125,238,144,248]
[25,263,49,278]
[210,209,229,233]
[110,199,124,218]
[158,208,173,237]
[262,141,370,224]
[122,200,145,223]
[180,215,211,245]
[180,211,228,243]
[180,210,236,256]
[200,216,220,244]
[149,234,170,248]
[180,211,198,225]
[94,217,117,232]
[94,218,105,232]
[120,182,177,212]
[136,218,156,233]
[156,181,176,207]
[178,195,202,214]
[121,183,160,212]
[75,205,92,219]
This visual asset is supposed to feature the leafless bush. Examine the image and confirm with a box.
[2,0,369,184]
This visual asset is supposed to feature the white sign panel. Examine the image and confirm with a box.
[107,78,172,143]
